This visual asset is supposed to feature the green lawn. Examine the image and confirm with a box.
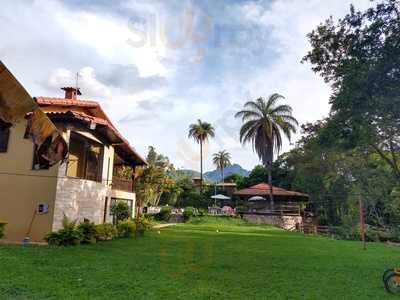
[0,217,398,299]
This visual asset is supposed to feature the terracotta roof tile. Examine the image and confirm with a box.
[34,97,146,165]
[234,183,308,197]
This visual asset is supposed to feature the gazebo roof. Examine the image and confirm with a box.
[234,183,308,198]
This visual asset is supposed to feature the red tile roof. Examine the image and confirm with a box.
[234,183,308,198]
[35,97,146,166]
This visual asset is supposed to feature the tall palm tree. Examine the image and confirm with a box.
[188,119,215,193]
[212,150,231,184]
[235,94,298,205]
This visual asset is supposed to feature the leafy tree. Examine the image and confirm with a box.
[303,0,400,181]
[110,201,130,223]
[188,119,215,193]
[212,150,232,183]
[224,173,247,189]
[235,94,298,204]
[134,146,180,207]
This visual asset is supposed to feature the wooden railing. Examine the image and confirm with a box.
[112,177,133,192]
[245,203,303,216]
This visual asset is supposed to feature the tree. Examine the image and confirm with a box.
[224,173,246,189]
[235,94,298,204]
[134,146,178,207]
[212,150,231,183]
[303,0,400,182]
[188,119,215,193]
[110,201,130,224]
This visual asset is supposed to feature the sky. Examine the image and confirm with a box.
[0,0,374,172]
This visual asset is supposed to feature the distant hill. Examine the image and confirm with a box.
[179,164,250,183]
[205,164,250,182]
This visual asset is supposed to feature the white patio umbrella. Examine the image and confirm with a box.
[248,196,266,201]
[211,194,231,200]
[211,194,231,207]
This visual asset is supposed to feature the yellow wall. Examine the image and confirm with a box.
[0,120,59,242]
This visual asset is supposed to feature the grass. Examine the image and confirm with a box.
[0,217,397,299]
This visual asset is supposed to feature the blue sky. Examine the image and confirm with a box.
[0,0,374,171]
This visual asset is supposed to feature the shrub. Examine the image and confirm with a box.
[95,223,118,241]
[110,201,130,223]
[45,215,82,246]
[183,207,194,221]
[117,219,135,238]
[0,222,6,239]
[77,219,97,244]
[155,206,172,222]
[197,208,207,216]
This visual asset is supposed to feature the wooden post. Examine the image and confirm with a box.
[359,197,366,250]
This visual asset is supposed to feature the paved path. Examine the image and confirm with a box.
[152,223,177,229]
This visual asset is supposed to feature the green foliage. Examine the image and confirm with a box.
[110,201,130,223]
[45,215,82,246]
[77,219,97,244]
[0,222,6,239]
[95,223,118,241]
[224,173,246,189]
[303,1,400,181]
[188,119,216,192]
[154,206,172,222]
[135,146,180,207]
[183,207,194,221]
[212,150,231,182]
[117,219,136,238]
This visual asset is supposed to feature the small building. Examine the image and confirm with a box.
[234,183,309,230]
[0,86,146,242]
[234,183,309,214]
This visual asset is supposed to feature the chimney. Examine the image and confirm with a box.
[61,87,82,100]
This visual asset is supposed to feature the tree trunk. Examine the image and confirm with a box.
[221,167,224,192]
[267,162,274,207]
[200,140,203,194]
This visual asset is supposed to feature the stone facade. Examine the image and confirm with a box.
[52,163,112,230]
[243,214,303,231]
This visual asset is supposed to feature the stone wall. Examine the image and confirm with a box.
[52,164,111,231]
[243,214,302,231]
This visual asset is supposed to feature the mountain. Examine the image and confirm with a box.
[205,164,250,182]
[179,164,250,183]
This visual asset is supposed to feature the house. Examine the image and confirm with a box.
[0,86,146,242]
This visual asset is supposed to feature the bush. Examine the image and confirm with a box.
[110,201,130,223]
[155,206,172,222]
[0,222,6,239]
[77,219,97,244]
[117,219,135,238]
[95,223,118,241]
[45,215,82,246]
[197,208,207,216]
[183,207,194,221]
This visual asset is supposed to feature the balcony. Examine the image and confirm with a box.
[112,177,133,192]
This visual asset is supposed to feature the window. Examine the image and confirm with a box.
[66,132,103,182]
[0,121,11,153]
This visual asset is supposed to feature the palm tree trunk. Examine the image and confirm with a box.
[267,162,274,208]
[200,140,203,194]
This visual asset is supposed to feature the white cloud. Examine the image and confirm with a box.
[0,0,377,172]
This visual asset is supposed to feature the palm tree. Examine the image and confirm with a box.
[212,150,231,184]
[188,119,215,193]
[235,94,298,205]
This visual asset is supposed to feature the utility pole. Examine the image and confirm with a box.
[359,196,366,250]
